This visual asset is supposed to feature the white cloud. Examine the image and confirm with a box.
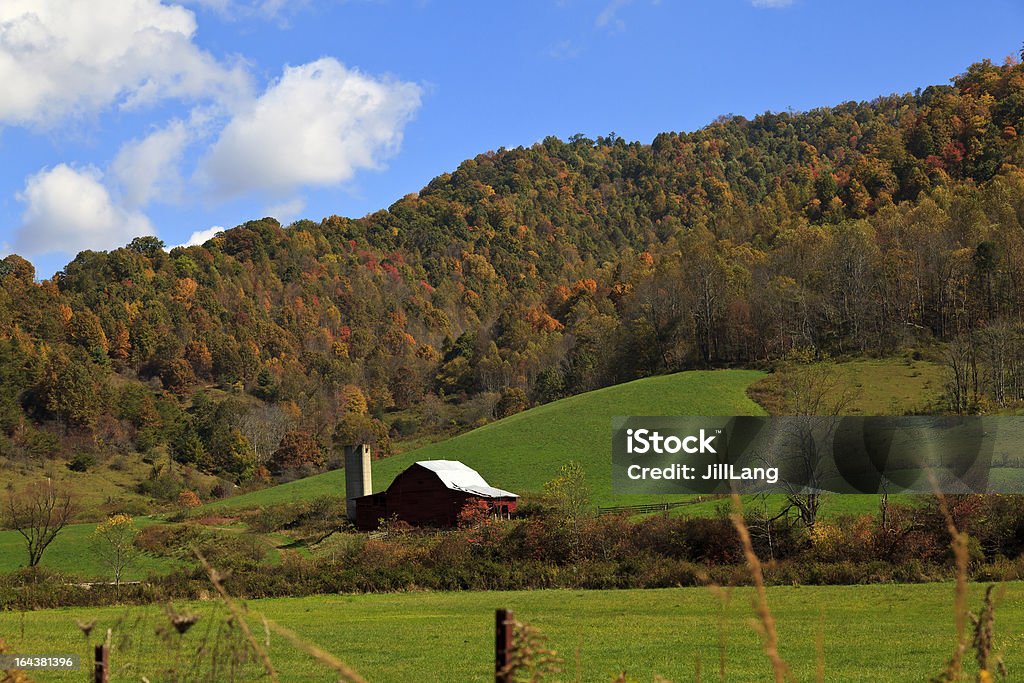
[111,120,193,208]
[200,58,422,197]
[0,0,250,127]
[179,0,233,12]
[751,0,795,7]
[547,40,581,61]
[596,0,633,31]
[180,0,305,22]
[265,197,306,225]
[176,225,224,248]
[13,165,155,257]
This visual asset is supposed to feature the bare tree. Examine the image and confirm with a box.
[4,480,77,567]
[237,404,293,466]
[945,334,975,415]
[772,351,858,528]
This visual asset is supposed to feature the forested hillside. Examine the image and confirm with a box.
[3,57,1024,496]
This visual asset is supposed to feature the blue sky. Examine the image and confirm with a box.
[1,0,1022,278]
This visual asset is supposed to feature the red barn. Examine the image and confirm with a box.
[353,460,518,531]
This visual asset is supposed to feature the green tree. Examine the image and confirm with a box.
[35,352,106,428]
[171,423,206,466]
[542,461,591,558]
[209,428,256,480]
[127,236,166,257]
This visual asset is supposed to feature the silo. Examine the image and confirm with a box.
[344,443,372,521]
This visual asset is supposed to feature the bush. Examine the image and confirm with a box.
[390,417,418,438]
[134,523,205,557]
[198,533,269,573]
[245,496,346,535]
[136,470,185,501]
[67,452,96,472]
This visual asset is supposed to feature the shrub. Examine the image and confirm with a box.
[136,470,185,501]
[134,523,205,557]
[178,489,201,508]
[67,452,96,472]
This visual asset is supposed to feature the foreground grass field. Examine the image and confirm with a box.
[1,582,1019,681]
[210,369,768,510]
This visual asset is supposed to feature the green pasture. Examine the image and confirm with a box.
[0,518,178,579]
[208,369,768,510]
[1,582,1019,682]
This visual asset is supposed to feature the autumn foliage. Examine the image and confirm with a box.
[2,58,1024,485]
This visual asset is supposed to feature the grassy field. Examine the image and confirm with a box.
[1,582,1019,682]
[0,517,179,580]
[208,369,768,510]
[829,357,946,415]
[747,356,947,417]
[0,455,161,517]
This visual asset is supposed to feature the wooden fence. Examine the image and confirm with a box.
[597,495,717,515]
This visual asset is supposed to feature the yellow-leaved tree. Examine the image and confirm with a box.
[92,514,141,594]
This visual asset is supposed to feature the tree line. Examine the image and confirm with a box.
[1,56,1024,483]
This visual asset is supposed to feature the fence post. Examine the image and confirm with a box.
[495,608,514,683]
[94,643,109,683]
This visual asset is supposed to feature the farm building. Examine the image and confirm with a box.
[350,458,518,531]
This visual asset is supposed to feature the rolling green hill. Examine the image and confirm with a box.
[210,369,767,510]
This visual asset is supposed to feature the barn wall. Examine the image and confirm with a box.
[387,465,472,527]
[355,493,387,531]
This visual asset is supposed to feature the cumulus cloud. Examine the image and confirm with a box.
[751,0,795,7]
[176,225,224,248]
[14,165,155,257]
[111,120,193,208]
[200,58,422,197]
[0,0,250,127]
[265,197,306,225]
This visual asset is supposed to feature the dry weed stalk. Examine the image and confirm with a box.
[0,637,32,683]
[194,549,279,683]
[926,476,970,681]
[970,585,1007,681]
[728,492,789,683]
[195,547,368,683]
[499,619,564,682]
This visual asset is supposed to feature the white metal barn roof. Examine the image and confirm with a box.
[415,460,518,499]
